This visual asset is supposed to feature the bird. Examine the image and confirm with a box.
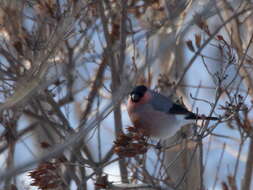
[127,85,218,138]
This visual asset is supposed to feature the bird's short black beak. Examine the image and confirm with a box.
[130,93,140,102]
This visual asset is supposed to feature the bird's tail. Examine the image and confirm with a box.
[185,113,219,120]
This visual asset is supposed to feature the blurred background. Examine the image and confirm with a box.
[0,0,253,189]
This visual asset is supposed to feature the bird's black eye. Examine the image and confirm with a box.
[130,93,141,102]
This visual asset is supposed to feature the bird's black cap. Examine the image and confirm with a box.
[130,85,147,102]
[131,85,147,95]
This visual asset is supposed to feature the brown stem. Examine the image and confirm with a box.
[241,138,253,190]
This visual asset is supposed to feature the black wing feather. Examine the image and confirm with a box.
[168,103,192,115]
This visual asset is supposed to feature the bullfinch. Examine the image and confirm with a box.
[127,85,218,138]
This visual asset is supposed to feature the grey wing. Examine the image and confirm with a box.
[148,90,218,120]
[149,90,174,113]
[149,90,192,115]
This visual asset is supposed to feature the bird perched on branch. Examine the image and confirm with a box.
[127,85,218,138]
